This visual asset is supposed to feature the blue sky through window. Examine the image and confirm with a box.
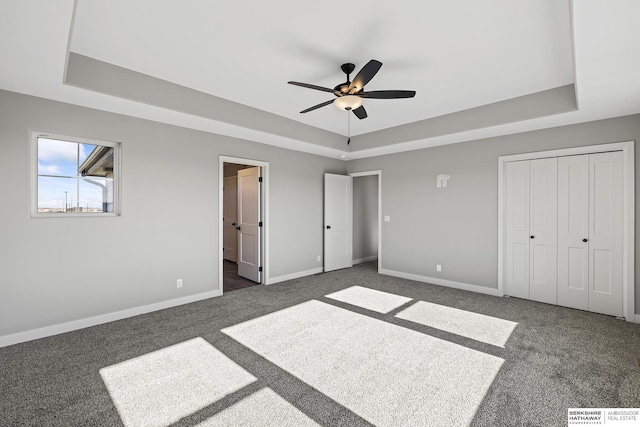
[37,138,105,211]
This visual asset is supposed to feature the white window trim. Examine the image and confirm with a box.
[30,130,122,218]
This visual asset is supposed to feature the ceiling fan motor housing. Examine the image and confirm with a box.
[334,83,351,94]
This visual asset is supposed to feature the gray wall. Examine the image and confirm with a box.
[1,88,638,342]
[353,175,378,262]
[348,114,640,314]
[0,90,345,338]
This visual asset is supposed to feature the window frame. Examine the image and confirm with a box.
[30,130,122,218]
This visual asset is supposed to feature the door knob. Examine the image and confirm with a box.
[232,222,236,226]
[583,238,588,242]
[530,235,535,239]
[326,225,331,229]
[236,226,241,230]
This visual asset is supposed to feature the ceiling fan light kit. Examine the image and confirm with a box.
[333,95,362,111]
[288,59,416,120]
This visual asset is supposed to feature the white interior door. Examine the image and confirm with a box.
[588,151,623,316]
[505,161,530,299]
[324,173,353,272]
[223,176,238,262]
[558,155,590,311]
[237,167,261,283]
[529,158,558,304]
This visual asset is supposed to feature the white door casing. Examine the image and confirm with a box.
[237,167,261,283]
[223,176,238,262]
[219,156,268,293]
[324,173,353,272]
[349,170,382,273]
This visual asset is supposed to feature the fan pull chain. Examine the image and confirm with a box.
[347,111,351,145]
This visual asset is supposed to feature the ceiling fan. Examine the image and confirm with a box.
[288,60,416,119]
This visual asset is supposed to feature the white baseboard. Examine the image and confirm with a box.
[5,266,631,348]
[353,255,378,265]
[268,267,323,285]
[0,289,222,349]
[635,314,640,324]
[379,268,500,297]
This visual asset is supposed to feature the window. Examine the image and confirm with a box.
[32,132,120,216]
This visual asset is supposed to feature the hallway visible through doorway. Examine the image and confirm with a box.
[220,156,268,293]
[223,260,259,292]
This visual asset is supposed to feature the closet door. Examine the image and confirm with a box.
[505,161,530,299]
[505,159,557,301]
[506,150,625,317]
[588,151,623,316]
[528,158,558,304]
[557,155,590,311]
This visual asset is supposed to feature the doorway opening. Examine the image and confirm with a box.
[350,170,381,273]
[219,156,269,293]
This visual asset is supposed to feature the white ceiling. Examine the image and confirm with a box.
[1,1,639,160]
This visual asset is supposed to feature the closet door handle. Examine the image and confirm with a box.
[231,222,236,226]
[530,235,535,239]
[583,238,588,243]
[236,226,241,230]
[326,225,331,229]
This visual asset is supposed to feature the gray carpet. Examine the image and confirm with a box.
[1,261,639,426]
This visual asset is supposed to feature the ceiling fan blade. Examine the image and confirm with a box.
[352,105,367,119]
[360,90,416,99]
[300,99,335,113]
[288,81,336,94]
[348,60,382,93]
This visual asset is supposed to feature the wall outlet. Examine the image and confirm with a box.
[177,279,183,288]
[436,264,442,272]
[317,255,321,262]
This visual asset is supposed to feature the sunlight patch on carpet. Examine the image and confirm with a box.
[222,300,504,427]
[325,285,412,313]
[196,387,319,426]
[395,301,518,348]
[100,337,256,427]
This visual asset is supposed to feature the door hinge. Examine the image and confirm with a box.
[258,177,263,183]
[258,267,263,272]
[259,221,263,227]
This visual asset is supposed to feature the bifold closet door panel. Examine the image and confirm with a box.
[528,158,558,305]
[588,151,623,317]
[505,161,530,299]
[557,155,590,311]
